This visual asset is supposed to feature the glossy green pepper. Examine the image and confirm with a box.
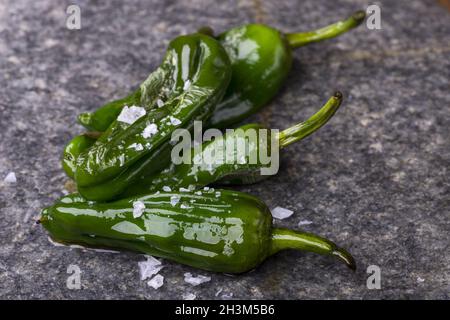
[208,10,364,128]
[121,92,342,197]
[40,190,355,273]
[74,34,231,190]
[77,11,364,131]
[62,132,102,179]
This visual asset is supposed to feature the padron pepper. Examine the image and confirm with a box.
[77,11,364,131]
[120,92,342,197]
[40,189,356,273]
[73,34,231,194]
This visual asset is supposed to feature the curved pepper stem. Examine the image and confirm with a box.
[278,91,342,148]
[270,228,356,270]
[285,10,365,48]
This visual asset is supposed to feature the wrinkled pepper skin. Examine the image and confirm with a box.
[40,190,355,273]
[121,92,342,197]
[74,34,231,195]
[77,11,364,132]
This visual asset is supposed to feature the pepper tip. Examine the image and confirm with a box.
[352,10,366,24]
[332,248,356,271]
[333,91,343,100]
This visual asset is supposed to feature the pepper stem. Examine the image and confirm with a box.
[278,91,343,148]
[270,228,356,270]
[285,10,366,48]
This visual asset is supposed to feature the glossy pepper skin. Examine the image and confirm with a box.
[207,11,364,128]
[77,11,364,131]
[121,92,342,197]
[40,190,355,273]
[74,34,231,194]
[62,134,97,179]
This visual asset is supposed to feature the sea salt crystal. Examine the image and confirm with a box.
[179,187,190,192]
[203,187,210,191]
[298,220,313,226]
[147,274,164,289]
[417,277,425,283]
[138,256,163,281]
[215,191,221,198]
[195,191,202,196]
[183,80,191,91]
[182,293,196,300]
[3,172,17,184]
[162,186,171,192]
[170,195,180,206]
[117,105,146,124]
[271,207,294,220]
[156,99,164,108]
[169,116,181,126]
[133,201,146,218]
[129,143,144,151]
[184,272,211,286]
[142,123,158,138]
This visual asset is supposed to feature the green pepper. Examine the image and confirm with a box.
[62,133,99,179]
[74,34,231,191]
[40,190,355,273]
[121,92,342,197]
[77,11,364,131]
[208,11,364,128]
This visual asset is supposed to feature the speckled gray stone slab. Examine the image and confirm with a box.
[0,0,449,299]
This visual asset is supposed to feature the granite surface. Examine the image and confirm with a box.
[0,0,449,299]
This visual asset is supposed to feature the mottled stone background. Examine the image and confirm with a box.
[0,0,449,299]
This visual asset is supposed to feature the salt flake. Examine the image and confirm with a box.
[298,220,313,226]
[169,116,182,126]
[162,186,172,192]
[182,293,196,300]
[170,195,180,206]
[271,207,294,220]
[138,256,163,281]
[117,105,146,124]
[147,274,164,289]
[133,201,146,218]
[142,123,158,138]
[184,272,211,286]
[129,143,144,151]
[3,172,17,183]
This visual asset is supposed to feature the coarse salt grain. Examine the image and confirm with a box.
[147,274,164,289]
[156,99,164,108]
[162,186,171,192]
[182,293,196,300]
[298,220,313,226]
[169,116,181,126]
[170,195,180,206]
[117,105,146,124]
[271,207,294,220]
[129,143,144,151]
[138,256,163,281]
[184,272,211,286]
[3,172,17,184]
[133,201,146,218]
[142,123,158,138]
